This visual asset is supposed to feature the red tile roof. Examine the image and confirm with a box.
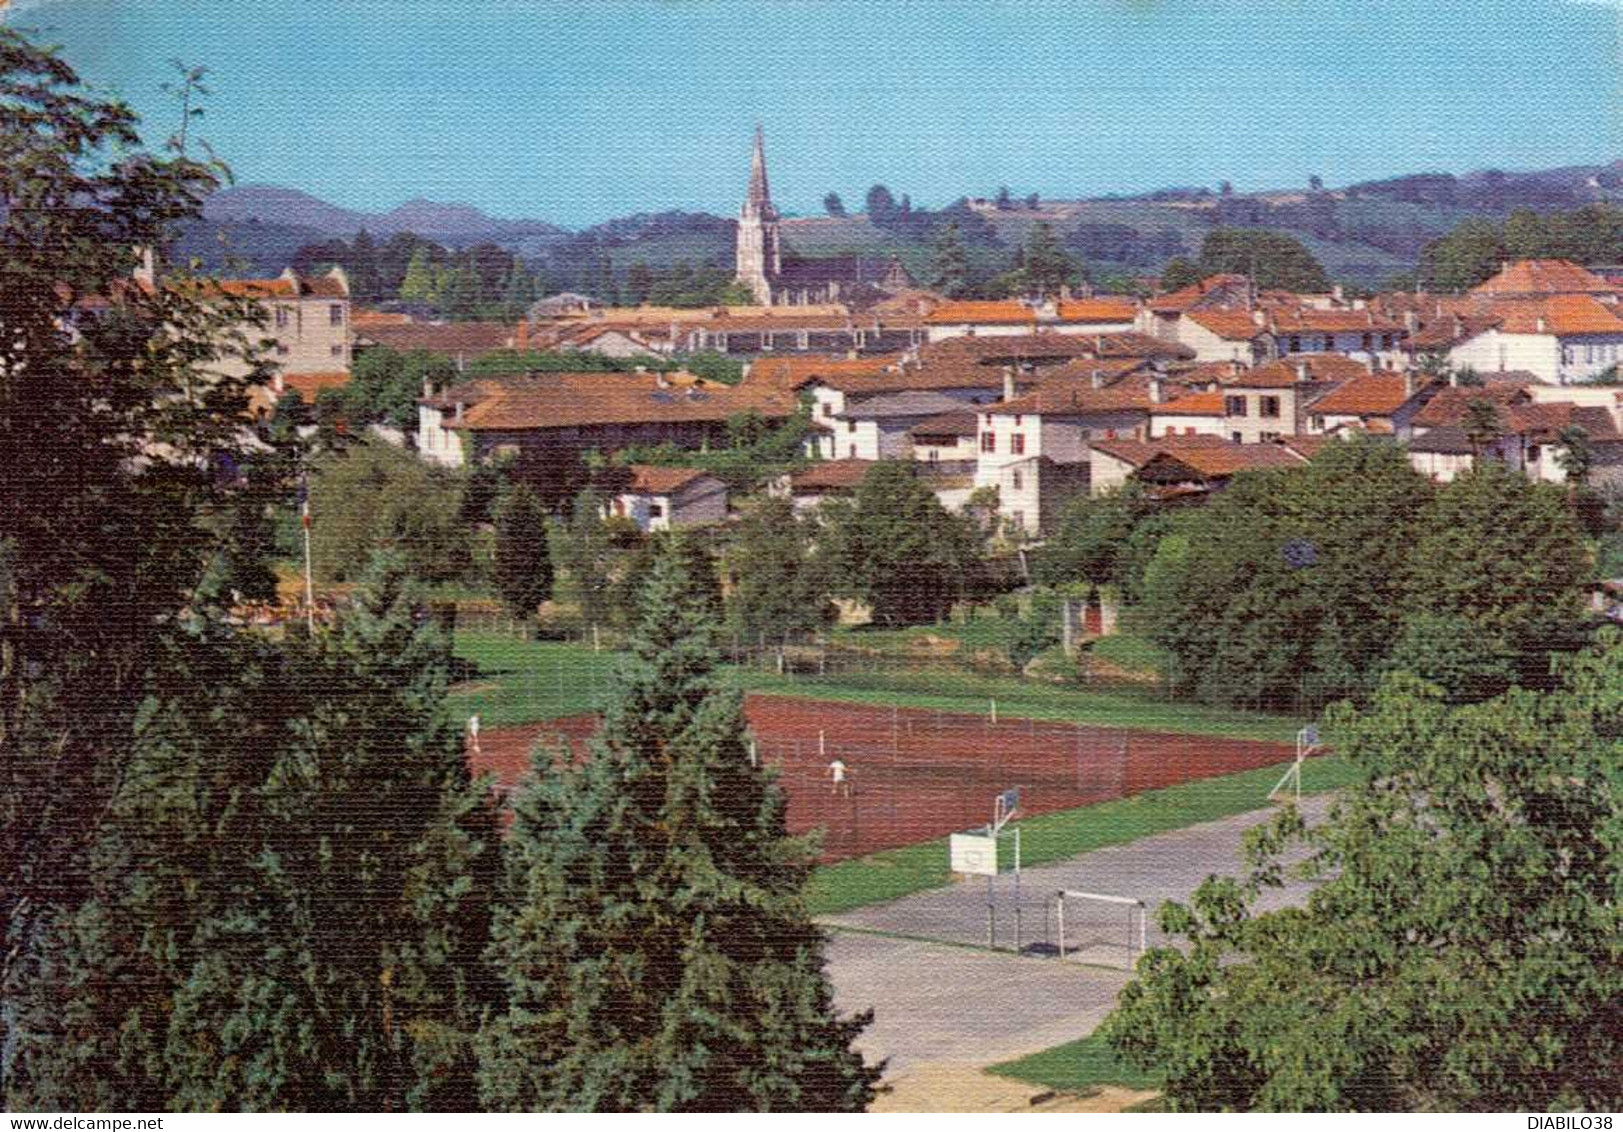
[1054,298,1138,323]
[1148,389,1227,416]
[625,464,715,494]
[358,321,519,355]
[427,372,792,432]
[1307,373,1417,417]
[1147,274,1249,313]
[1185,308,1265,340]
[1488,295,1623,336]
[1228,353,1373,388]
[789,458,875,491]
[280,371,351,400]
[1411,384,1531,429]
[924,300,1038,326]
[1470,258,1620,297]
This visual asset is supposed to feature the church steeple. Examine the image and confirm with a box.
[744,123,777,220]
[735,124,781,304]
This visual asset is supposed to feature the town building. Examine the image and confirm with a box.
[604,465,729,531]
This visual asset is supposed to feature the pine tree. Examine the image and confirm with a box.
[399,248,438,304]
[928,220,969,298]
[492,482,553,625]
[479,538,881,1111]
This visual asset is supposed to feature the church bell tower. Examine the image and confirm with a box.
[735,125,781,305]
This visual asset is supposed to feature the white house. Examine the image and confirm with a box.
[1443,296,1623,385]
[605,465,729,532]
[923,297,1136,342]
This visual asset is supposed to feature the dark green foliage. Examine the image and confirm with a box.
[1198,228,1329,292]
[1018,221,1077,296]
[723,496,830,639]
[1158,257,1204,290]
[928,220,970,298]
[308,440,470,583]
[0,26,280,1070]
[1034,483,1165,599]
[821,462,983,627]
[1379,612,1515,704]
[477,540,881,1110]
[616,403,813,493]
[332,347,459,428]
[1103,631,1623,1111]
[1401,462,1590,674]
[1419,203,1623,291]
[1139,438,1433,710]
[823,192,846,217]
[492,483,553,622]
[4,558,502,1110]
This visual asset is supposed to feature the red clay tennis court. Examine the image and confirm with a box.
[469,694,1295,863]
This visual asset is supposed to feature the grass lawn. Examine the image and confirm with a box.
[805,754,1359,915]
[449,632,617,726]
[739,666,1300,745]
[989,1031,1160,1095]
[1087,631,1172,679]
[452,629,1301,745]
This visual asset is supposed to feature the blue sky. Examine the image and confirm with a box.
[6,0,1620,228]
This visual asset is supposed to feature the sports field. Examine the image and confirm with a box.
[469,693,1295,863]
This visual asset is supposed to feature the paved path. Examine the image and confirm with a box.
[821,796,1332,1076]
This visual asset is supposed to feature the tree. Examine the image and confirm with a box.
[1139,437,1433,709]
[1400,462,1590,676]
[478,539,881,1110]
[308,440,470,583]
[823,192,846,217]
[1197,228,1329,292]
[1159,257,1204,290]
[723,496,829,641]
[339,345,458,428]
[1019,221,1075,297]
[864,183,896,222]
[1555,424,1593,489]
[927,220,970,298]
[399,247,439,303]
[3,556,502,1110]
[994,185,1013,210]
[1419,217,1505,292]
[821,462,982,626]
[492,483,553,625]
[0,26,284,1071]
[1103,631,1623,1111]
[1308,174,1324,192]
[1034,484,1153,591]
[1461,397,1503,460]
[1024,192,1040,210]
[624,260,654,306]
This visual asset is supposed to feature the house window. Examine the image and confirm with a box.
[1014,414,1022,426]
[1260,396,1281,419]
[275,306,290,329]
[1225,395,1246,416]
[329,304,344,326]
[1289,337,1301,353]
[1261,430,1282,442]
[1012,510,1025,529]
[276,344,289,357]
[1011,470,1023,491]
[1527,444,1542,463]
[1011,433,1026,455]
[1105,429,1117,440]
[981,432,996,453]
[330,343,344,357]
[1361,333,1372,351]
[647,503,664,519]
[1310,415,1325,431]
[1184,427,1196,436]
[1231,431,1243,443]
[847,420,857,433]
[849,444,857,458]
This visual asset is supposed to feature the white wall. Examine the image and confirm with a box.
[417,404,467,467]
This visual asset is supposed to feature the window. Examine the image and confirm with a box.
[1225,395,1246,417]
[1260,395,1281,419]
[1184,427,1197,436]
[1261,430,1282,442]
[330,343,344,357]
[276,344,289,357]
[1289,337,1301,353]
[847,420,857,433]
[1012,510,1025,529]
[1526,444,1542,463]
[1011,433,1026,455]
[1011,471,1023,491]
[1361,333,1372,352]
[1310,415,1325,431]
[849,444,857,458]
[647,503,664,519]
[329,304,344,326]
[1231,431,1243,443]
[1014,414,1022,426]
[275,306,290,329]
[981,432,996,453]
[1105,429,1117,440]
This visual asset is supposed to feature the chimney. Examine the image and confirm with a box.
[454,400,465,425]
[1252,308,1267,327]
[1332,283,1345,304]
[422,376,434,399]
[1295,360,1310,383]
[1404,310,1419,332]
[1535,316,1547,334]
[1002,368,1016,402]
[1403,368,1415,399]
[1149,376,1165,404]
[1091,368,1105,390]
[514,318,530,351]
[135,246,158,287]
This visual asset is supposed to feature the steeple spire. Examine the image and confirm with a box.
[745,123,776,220]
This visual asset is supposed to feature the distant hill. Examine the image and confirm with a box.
[202,184,569,247]
[195,159,1622,290]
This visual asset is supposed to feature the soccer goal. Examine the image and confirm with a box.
[1053,890,1148,970]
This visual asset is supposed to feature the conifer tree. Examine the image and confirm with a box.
[492,482,553,626]
[479,537,881,1111]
